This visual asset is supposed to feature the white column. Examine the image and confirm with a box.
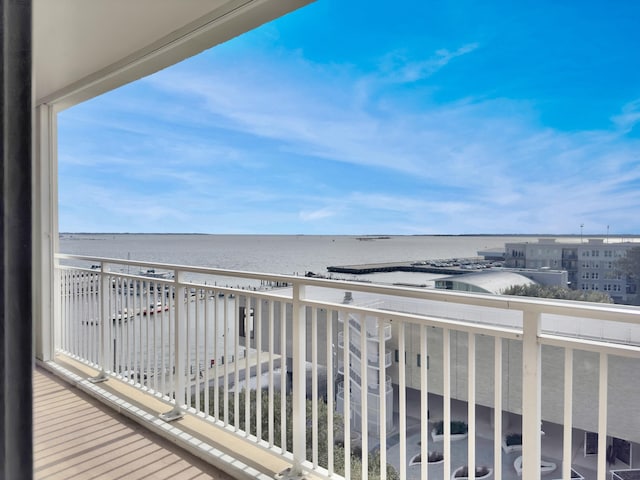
[33,103,59,362]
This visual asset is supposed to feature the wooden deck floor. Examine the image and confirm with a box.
[33,367,235,480]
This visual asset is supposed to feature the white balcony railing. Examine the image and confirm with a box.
[54,254,640,480]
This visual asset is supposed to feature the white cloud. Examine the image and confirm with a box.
[60,45,640,234]
[612,99,640,133]
[379,43,479,83]
[299,207,338,221]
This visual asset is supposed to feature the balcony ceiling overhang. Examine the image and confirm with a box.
[34,0,313,110]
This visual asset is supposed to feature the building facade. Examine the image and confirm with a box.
[504,238,638,303]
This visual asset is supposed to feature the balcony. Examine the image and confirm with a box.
[338,313,393,341]
[33,366,235,480]
[43,253,640,480]
[337,331,393,369]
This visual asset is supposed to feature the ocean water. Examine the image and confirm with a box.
[59,233,547,276]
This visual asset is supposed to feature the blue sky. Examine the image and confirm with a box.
[58,0,640,235]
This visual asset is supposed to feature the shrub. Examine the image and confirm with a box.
[505,433,522,446]
[196,387,399,480]
[433,419,468,435]
[428,451,444,463]
[454,465,491,478]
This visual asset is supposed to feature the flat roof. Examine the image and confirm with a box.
[435,271,536,294]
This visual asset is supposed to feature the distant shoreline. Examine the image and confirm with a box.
[59,232,640,237]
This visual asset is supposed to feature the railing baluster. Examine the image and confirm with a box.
[184,289,191,407]
[255,298,262,443]
[213,291,219,419]
[160,282,168,397]
[152,283,158,394]
[116,278,122,376]
[204,289,210,416]
[170,283,176,397]
[128,278,132,378]
[291,284,306,475]
[137,280,142,383]
[78,273,82,358]
[89,263,109,383]
[244,297,251,436]
[67,271,72,353]
[81,274,87,361]
[133,279,139,383]
[268,300,274,448]
[343,308,351,480]
[311,307,318,469]
[223,294,229,426]
[146,280,152,390]
[326,308,334,477]
[125,279,132,381]
[444,328,451,480]
[380,317,388,480]
[597,352,608,480]
[420,324,428,480]
[522,311,542,480]
[160,271,186,421]
[280,301,287,455]
[493,337,502,480]
[562,348,573,480]
[64,271,68,353]
[234,294,240,432]
[194,288,201,412]
[88,274,94,363]
[77,273,82,359]
[360,313,368,479]
[398,321,406,480]
[59,271,65,352]
[468,332,476,480]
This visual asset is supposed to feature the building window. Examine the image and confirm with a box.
[395,349,408,363]
[417,354,429,368]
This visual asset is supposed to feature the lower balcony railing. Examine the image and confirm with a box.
[54,254,640,480]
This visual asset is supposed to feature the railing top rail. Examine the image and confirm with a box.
[56,253,640,325]
[55,253,295,283]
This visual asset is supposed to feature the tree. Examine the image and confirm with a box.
[616,246,640,304]
[197,388,399,479]
[502,284,612,303]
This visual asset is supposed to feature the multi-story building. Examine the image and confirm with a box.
[505,238,638,303]
[336,294,394,437]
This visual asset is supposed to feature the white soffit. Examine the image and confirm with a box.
[34,0,313,109]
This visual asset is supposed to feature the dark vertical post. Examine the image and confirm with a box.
[1,1,33,479]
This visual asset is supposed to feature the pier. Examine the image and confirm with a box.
[327,256,495,275]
